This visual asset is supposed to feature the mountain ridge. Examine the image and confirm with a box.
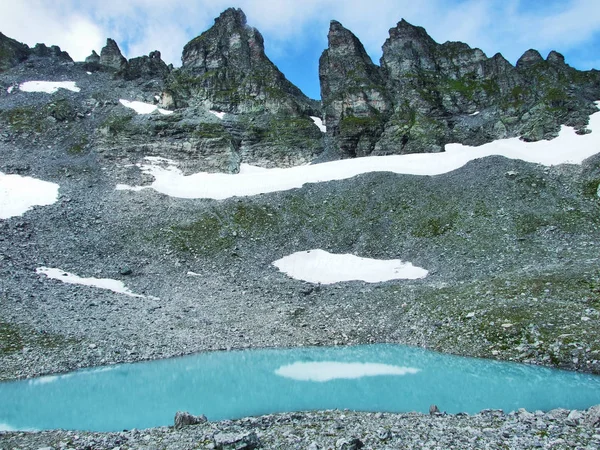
[2,10,599,169]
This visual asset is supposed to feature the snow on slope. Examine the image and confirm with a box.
[310,116,326,132]
[210,110,226,119]
[272,249,428,284]
[119,99,173,115]
[19,81,80,93]
[116,103,600,200]
[36,267,158,300]
[275,362,420,382]
[0,173,59,219]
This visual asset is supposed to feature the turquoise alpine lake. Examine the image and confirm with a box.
[2,344,600,432]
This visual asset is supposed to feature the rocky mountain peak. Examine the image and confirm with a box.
[100,38,127,71]
[547,50,566,66]
[30,43,72,61]
[85,50,100,64]
[0,32,30,71]
[516,49,544,68]
[319,20,391,158]
[171,8,317,116]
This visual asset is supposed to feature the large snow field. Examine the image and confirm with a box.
[0,173,59,219]
[272,249,428,284]
[116,102,600,200]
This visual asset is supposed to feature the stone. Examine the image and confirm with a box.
[335,438,364,449]
[566,410,584,426]
[173,411,207,428]
[213,431,260,449]
[585,405,600,427]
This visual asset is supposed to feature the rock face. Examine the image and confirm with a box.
[160,7,324,169]
[320,18,600,157]
[122,50,170,81]
[99,38,127,71]
[172,7,316,115]
[0,33,36,71]
[319,21,391,158]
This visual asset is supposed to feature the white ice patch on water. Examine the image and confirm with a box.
[310,116,326,132]
[36,267,158,299]
[210,110,226,119]
[272,249,428,284]
[119,99,173,115]
[0,173,59,219]
[114,105,600,200]
[28,375,62,385]
[19,81,80,93]
[275,361,421,382]
[0,423,17,431]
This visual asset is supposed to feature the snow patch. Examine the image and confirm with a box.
[0,173,59,219]
[272,249,428,284]
[115,106,600,200]
[275,361,421,382]
[210,110,226,120]
[119,99,173,115]
[7,86,14,93]
[36,267,158,300]
[19,81,80,93]
[310,116,326,132]
[469,111,480,116]
[187,271,202,277]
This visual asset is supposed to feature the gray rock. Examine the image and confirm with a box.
[586,405,600,427]
[173,411,207,428]
[213,431,260,449]
[566,410,584,426]
[85,50,100,64]
[100,38,127,71]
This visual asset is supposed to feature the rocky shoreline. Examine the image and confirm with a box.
[2,406,600,449]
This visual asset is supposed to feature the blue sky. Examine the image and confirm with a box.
[2,0,599,100]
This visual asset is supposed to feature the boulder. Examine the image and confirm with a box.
[213,431,260,449]
[173,410,207,428]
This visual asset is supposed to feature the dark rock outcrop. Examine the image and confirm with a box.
[319,21,391,158]
[320,18,600,156]
[85,50,100,64]
[122,50,170,81]
[99,38,127,71]
[170,7,317,115]
[159,7,324,169]
[29,43,72,61]
[0,32,30,71]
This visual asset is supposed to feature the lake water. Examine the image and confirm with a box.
[1,344,600,432]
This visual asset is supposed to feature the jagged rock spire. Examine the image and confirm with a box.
[100,38,127,70]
